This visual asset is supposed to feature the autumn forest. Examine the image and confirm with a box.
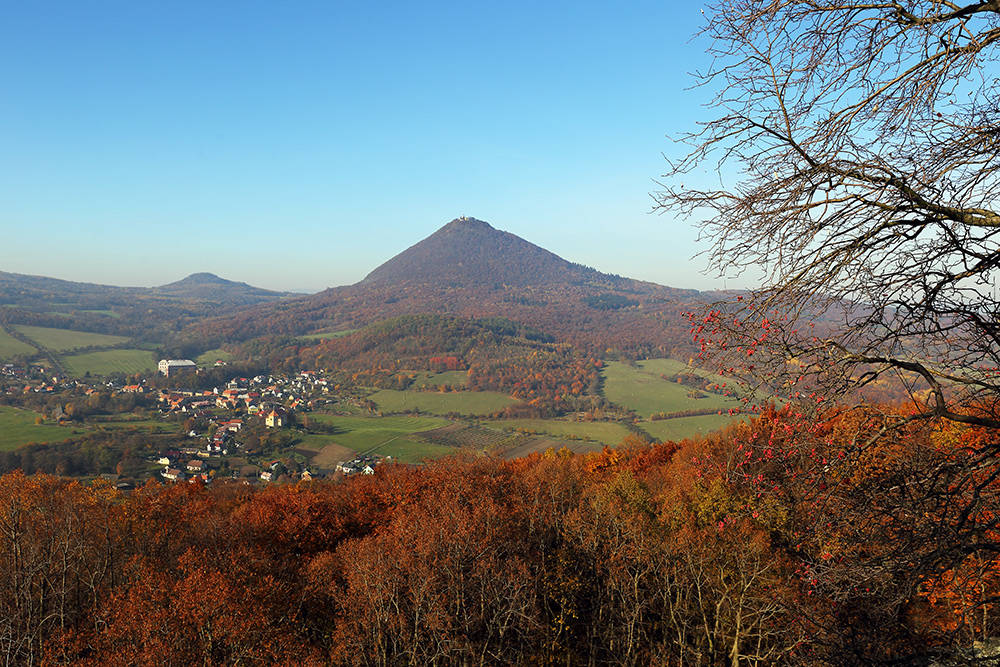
[5,404,998,667]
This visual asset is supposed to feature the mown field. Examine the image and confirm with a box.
[59,349,156,376]
[195,349,235,366]
[639,413,746,442]
[304,414,449,453]
[408,370,470,389]
[368,389,517,415]
[0,406,74,451]
[602,361,737,418]
[485,418,633,446]
[90,416,180,434]
[601,360,747,442]
[0,328,36,359]
[13,326,131,352]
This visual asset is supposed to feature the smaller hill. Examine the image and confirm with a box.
[0,270,293,340]
[152,273,291,304]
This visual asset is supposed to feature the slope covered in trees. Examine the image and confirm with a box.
[226,314,606,417]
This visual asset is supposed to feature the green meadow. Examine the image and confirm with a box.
[369,389,517,415]
[601,360,738,418]
[13,326,131,352]
[195,349,235,366]
[305,414,449,452]
[639,414,746,442]
[0,407,74,451]
[59,349,156,376]
[0,328,37,359]
[485,418,633,446]
[408,370,470,389]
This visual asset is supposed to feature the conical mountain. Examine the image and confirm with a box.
[191,217,703,351]
[362,217,603,287]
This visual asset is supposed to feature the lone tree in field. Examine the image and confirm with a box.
[656,0,1000,426]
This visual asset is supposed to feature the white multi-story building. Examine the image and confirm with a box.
[158,359,197,377]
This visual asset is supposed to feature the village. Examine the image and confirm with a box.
[1,359,391,486]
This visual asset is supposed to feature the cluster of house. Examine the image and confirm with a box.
[336,454,385,476]
[1,364,29,379]
[155,373,329,417]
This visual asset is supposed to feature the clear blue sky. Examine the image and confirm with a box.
[1,1,727,293]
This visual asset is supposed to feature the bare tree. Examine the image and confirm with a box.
[655,0,1000,426]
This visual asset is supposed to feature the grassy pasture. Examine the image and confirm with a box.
[291,433,356,452]
[302,330,358,340]
[369,389,517,415]
[0,407,74,451]
[94,417,178,433]
[486,418,633,446]
[195,349,235,366]
[639,414,747,442]
[408,370,470,389]
[60,349,156,376]
[602,361,738,419]
[13,325,131,352]
[0,328,37,359]
[306,414,448,452]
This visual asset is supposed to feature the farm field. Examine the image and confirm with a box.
[291,433,357,452]
[639,414,746,442]
[60,349,156,376]
[302,330,357,340]
[602,361,738,419]
[485,418,632,446]
[0,328,36,359]
[296,440,357,468]
[93,417,179,433]
[195,349,235,366]
[369,389,517,415]
[416,423,530,451]
[306,414,449,452]
[13,325,131,352]
[370,439,455,463]
[0,407,74,451]
[408,370,470,389]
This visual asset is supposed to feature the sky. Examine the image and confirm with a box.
[1,1,732,294]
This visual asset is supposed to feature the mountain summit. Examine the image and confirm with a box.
[362,217,603,287]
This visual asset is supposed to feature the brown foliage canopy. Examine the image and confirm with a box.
[3,407,1000,666]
